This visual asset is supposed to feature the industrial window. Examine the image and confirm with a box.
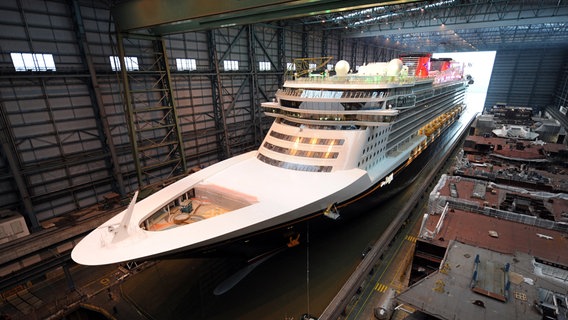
[176,58,196,71]
[286,63,296,71]
[259,61,271,71]
[308,63,317,70]
[10,53,56,71]
[224,60,239,71]
[110,56,139,71]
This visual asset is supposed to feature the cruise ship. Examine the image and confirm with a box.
[72,54,469,266]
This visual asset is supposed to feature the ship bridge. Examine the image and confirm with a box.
[256,116,372,173]
[261,102,398,128]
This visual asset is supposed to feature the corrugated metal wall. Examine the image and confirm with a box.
[484,48,567,111]
[0,1,402,228]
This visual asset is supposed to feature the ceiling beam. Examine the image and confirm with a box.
[111,0,420,35]
[346,15,568,38]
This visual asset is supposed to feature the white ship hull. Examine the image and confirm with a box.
[71,139,379,265]
[72,56,468,266]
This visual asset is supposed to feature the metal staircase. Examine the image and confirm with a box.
[116,33,187,187]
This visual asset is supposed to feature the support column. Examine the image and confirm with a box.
[337,38,344,62]
[247,25,263,146]
[277,22,285,88]
[362,44,368,65]
[116,31,188,187]
[350,41,358,71]
[0,103,39,230]
[116,31,142,186]
[207,30,231,160]
[321,29,328,58]
[63,263,75,292]
[70,0,125,195]
[302,25,309,58]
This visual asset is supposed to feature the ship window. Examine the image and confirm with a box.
[263,142,338,159]
[267,106,393,125]
[278,119,359,132]
[257,154,332,172]
[280,99,302,108]
[269,130,344,146]
[341,103,364,110]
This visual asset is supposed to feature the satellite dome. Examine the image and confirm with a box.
[386,59,403,76]
[335,60,350,76]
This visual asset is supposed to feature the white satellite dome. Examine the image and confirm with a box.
[386,59,403,76]
[335,60,350,76]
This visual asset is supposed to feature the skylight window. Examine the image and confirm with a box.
[259,61,271,71]
[176,58,196,71]
[110,56,139,71]
[11,53,56,71]
[224,60,239,71]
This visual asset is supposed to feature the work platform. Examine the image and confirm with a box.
[397,242,563,320]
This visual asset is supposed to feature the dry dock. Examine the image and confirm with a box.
[319,110,477,319]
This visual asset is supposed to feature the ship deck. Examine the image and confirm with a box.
[142,183,259,232]
[145,197,227,231]
[283,75,420,89]
[397,241,565,320]
[433,175,568,222]
[421,207,568,266]
[71,151,370,265]
[401,117,568,320]
[463,135,568,160]
[458,135,568,193]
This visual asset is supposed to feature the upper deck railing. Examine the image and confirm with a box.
[284,56,463,89]
[285,74,417,87]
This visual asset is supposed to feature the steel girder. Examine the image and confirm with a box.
[110,0,420,35]
[117,33,188,187]
[207,29,232,160]
[337,0,568,51]
[206,25,282,160]
[70,0,126,196]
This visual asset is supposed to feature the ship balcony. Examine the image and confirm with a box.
[277,89,388,102]
[255,119,367,172]
[260,102,397,127]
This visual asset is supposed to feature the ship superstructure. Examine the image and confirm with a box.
[72,54,469,266]
[260,55,466,182]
